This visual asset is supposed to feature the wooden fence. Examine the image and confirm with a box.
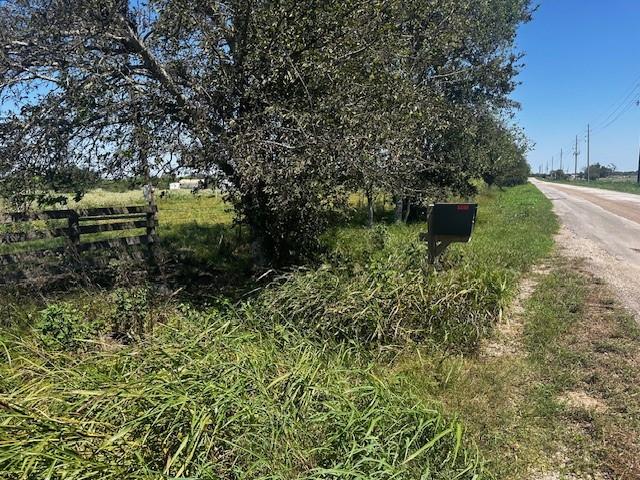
[0,205,158,285]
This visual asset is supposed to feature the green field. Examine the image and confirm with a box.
[0,189,241,271]
[0,184,558,478]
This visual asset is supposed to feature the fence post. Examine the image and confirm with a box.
[67,210,80,253]
[146,204,157,245]
[144,185,160,279]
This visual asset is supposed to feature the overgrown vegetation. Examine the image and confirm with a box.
[0,184,557,477]
[245,185,555,352]
[0,0,532,263]
[35,302,98,351]
[392,253,640,479]
[4,1,612,474]
[1,307,487,479]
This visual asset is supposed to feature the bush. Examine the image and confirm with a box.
[111,287,151,340]
[249,252,507,353]
[495,157,530,187]
[370,223,389,250]
[35,303,92,351]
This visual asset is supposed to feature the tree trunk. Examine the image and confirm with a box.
[251,238,268,268]
[402,198,411,223]
[394,195,403,223]
[366,188,374,228]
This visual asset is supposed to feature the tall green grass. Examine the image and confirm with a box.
[0,183,556,478]
[0,307,485,479]
[247,252,506,352]
[248,184,557,352]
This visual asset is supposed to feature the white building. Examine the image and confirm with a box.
[179,179,202,189]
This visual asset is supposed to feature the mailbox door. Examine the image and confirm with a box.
[431,203,477,238]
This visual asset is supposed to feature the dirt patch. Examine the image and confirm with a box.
[559,391,607,413]
[528,444,607,480]
[482,271,547,359]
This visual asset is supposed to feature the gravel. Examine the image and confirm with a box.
[531,179,640,321]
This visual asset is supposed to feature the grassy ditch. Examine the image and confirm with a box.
[0,183,558,478]
[392,254,640,479]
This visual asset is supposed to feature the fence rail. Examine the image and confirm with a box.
[0,205,158,285]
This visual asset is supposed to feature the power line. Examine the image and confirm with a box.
[591,72,640,128]
[595,93,640,132]
[596,81,640,128]
[549,74,640,179]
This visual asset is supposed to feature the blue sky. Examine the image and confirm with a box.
[513,0,640,173]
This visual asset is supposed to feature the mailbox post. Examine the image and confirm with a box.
[424,203,478,264]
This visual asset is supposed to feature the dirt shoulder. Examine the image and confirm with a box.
[392,233,640,479]
[553,226,640,322]
[545,183,640,226]
[532,179,640,322]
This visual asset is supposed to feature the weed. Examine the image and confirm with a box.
[370,223,389,250]
[250,257,508,353]
[111,286,151,340]
[35,302,96,351]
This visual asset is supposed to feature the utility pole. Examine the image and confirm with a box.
[560,148,563,171]
[551,156,554,179]
[636,101,640,184]
[574,135,579,180]
[587,125,591,181]
[637,144,640,184]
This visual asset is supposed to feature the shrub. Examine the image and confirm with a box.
[370,223,389,250]
[111,287,151,340]
[35,303,91,351]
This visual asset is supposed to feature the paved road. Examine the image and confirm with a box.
[530,178,640,318]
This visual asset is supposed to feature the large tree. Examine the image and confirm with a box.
[0,0,532,263]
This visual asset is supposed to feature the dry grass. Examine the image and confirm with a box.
[390,253,640,479]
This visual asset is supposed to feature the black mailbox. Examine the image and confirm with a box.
[424,202,478,264]
[431,203,477,241]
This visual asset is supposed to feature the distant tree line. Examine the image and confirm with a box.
[539,163,617,182]
[585,163,616,181]
[0,0,532,264]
